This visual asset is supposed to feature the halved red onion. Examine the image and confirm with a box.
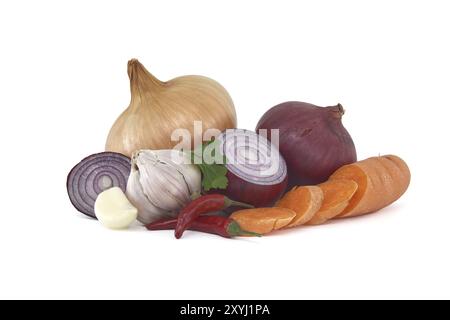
[67,152,131,218]
[217,129,288,207]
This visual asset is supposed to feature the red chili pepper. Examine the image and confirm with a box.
[174,194,253,239]
[147,216,260,238]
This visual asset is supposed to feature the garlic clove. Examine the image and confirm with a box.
[139,149,201,195]
[137,163,184,211]
[176,163,201,195]
[154,150,202,195]
[126,170,171,224]
[156,163,191,203]
[94,187,138,230]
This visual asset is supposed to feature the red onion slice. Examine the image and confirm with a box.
[217,129,287,185]
[216,129,288,207]
[67,152,131,218]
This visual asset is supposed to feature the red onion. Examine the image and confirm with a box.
[217,129,288,207]
[67,152,131,218]
[256,101,357,187]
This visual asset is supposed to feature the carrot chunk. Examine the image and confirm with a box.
[230,208,296,234]
[330,155,410,217]
[307,179,358,225]
[275,186,323,227]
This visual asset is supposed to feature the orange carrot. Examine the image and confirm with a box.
[307,179,358,225]
[230,207,296,234]
[330,154,410,217]
[275,186,323,227]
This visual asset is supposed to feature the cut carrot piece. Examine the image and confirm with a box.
[275,186,323,227]
[307,179,358,225]
[330,155,410,217]
[230,207,296,234]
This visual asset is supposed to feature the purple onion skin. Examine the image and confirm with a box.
[256,101,357,188]
[224,170,288,208]
[208,171,288,209]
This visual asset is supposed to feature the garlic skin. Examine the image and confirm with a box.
[126,149,201,224]
[106,59,237,157]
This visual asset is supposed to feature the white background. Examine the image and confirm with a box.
[1,0,449,300]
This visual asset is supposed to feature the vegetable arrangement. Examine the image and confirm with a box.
[66,59,411,239]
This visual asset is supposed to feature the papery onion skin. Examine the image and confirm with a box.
[67,152,131,218]
[105,59,237,157]
[216,129,288,208]
[256,101,357,187]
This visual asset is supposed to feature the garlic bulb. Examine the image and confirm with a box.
[126,149,201,224]
[106,59,237,157]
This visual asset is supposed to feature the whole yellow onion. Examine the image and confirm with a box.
[106,59,237,157]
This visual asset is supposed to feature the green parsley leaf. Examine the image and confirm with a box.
[191,140,228,191]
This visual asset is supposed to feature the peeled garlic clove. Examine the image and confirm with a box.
[94,187,138,229]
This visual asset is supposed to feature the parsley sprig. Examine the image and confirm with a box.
[191,140,228,191]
